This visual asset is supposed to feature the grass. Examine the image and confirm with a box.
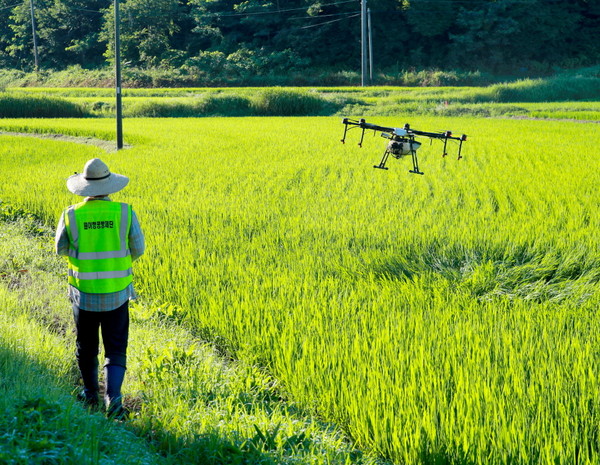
[2,68,598,119]
[0,208,379,464]
[1,113,600,464]
[0,66,500,89]
[0,217,167,465]
[0,93,89,118]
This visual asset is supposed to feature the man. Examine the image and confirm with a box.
[55,158,145,418]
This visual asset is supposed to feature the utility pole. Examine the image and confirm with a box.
[114,0,123,149]
[29,0,39,71]
[361,0,368,86]
[368,7,373,84]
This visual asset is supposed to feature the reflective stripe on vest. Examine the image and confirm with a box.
[65,201,133,294]
[68,269,133,280]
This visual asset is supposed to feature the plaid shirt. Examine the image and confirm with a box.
[55,197,145,312]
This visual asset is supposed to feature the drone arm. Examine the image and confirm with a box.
[341,118,361,145]
[342,118,395,148]
[342,118,395,134]
[409,129,465,142]
[360,122,396,133]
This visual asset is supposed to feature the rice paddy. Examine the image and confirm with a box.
[1,112,599,464]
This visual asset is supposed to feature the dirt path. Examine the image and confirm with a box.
[0,131,131,152]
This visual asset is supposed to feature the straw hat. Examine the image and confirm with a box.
[67,158,129,197]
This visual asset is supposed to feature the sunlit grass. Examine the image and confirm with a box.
[0,215,372,464]
[5,79,599,120]
[1,115,600,463]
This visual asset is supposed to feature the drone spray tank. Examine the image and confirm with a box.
[378,124,423,173]
[382,133,422,158]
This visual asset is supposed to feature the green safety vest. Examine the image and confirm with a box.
[64,200,133,294]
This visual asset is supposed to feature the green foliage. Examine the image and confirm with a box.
[0,202,46,237]
[0,398,74,464]
[125,94,253,117]
[1,79,599,120]
[0,216,376,465]
[122,89,338,117]
[200,94,253,116]
[0,271,167,464]
[0,93,88,118]
[251,88,333,116]
[125,99,201,117]
[1,114,600,464]
[0,64,595,90]
[489,76,600,102]
[0,0,597,77]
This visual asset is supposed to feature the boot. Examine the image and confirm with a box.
[104,364,128,419]
[77,359,99,409]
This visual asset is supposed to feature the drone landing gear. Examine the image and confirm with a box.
[374,148,423,174]
[409,150,424,175]
[374,150,390,170]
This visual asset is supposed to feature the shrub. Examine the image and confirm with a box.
[0,94,88,118]
[469,74,600,103]
[197,94,252,116]
[125,99,197,117]
[251,88,329,116]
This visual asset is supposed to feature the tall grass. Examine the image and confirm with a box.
[1,116,599,463]
[472,75,600,103]
[251,88,336,116]
[0,210,373,465]
[125,89,337,117]
[0,66,499,88]
[0,220,169,465]
[3,69,598,119]
[0,93,88,118]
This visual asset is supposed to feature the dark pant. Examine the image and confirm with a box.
[73,301,129,370]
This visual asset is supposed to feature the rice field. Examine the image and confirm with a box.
[1,114,600,464]
[6,82,600,119]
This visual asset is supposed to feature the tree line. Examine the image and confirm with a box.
[1,0,598,82]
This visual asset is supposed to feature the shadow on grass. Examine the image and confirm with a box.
[0,339,284,465]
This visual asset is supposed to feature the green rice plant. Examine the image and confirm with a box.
[124,94,253,117]
[0,93,89,118]
[4,82,599,120]
[0,216,378,465]
[251,88,335,116]
[0,114,599,464]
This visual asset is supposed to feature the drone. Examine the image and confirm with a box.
[341,118,467,175]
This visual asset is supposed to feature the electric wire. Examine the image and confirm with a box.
[203,0,357,18]
[299,13,360,29]
[0,2,23,11]
[62,0,359,19]
[288,11,361,21]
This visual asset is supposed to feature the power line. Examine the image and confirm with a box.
[212,0,357,18]
[61,0,358,19]
[299,12,360,30]
[289,11,361,21]
[0,2,23,11]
